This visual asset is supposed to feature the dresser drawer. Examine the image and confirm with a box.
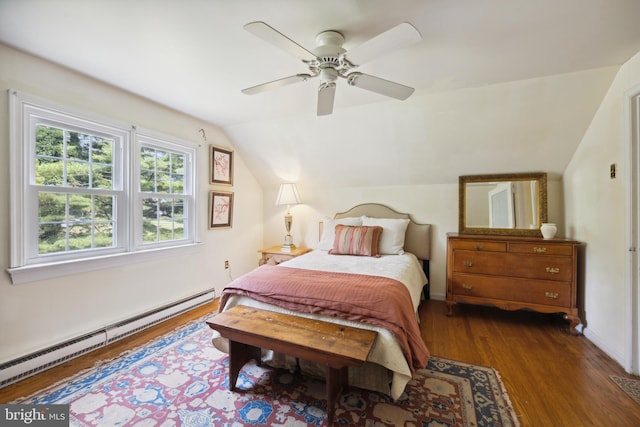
[509,242,574,256]
[451,273,571,307]
[448,240,506,252]
[452,251,509,275]
[453,248,573,281]
[507,255,573,281]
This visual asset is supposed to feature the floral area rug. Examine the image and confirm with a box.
[15,316,520,426]
[610,375,640,406]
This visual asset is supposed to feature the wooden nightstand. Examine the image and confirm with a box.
[258,246,312,266]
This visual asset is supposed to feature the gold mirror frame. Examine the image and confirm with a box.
[459,172,548,236]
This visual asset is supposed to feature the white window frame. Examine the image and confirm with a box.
[7,90,200,284]
[133,129,197,251]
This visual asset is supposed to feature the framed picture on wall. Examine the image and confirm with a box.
[209,191,233,229]
[209,145,233,185]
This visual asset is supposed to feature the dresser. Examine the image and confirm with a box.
[446,233,581,334]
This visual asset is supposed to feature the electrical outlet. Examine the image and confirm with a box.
[224,260,229,269]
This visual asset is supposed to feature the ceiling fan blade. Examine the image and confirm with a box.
[344,22,421,66]
[244,21,317,62]
[242,74,313,95]
[346,72,415,100]
[317,83,336,116]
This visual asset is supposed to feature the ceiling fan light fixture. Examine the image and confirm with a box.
[242,21,421,115]
[319,67,338,83]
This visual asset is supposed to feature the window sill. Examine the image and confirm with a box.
[6,243,202,285]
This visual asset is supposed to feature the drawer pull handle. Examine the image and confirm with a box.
[474,244,484,250]
[463,261,474,267]
[462,283,473,290]
[533,247,547,253]
[546,267,560,274]
[545,292,559,299]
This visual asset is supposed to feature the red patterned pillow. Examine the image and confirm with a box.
[329,225,383,257]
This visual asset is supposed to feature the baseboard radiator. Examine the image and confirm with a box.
[0,289,215,388]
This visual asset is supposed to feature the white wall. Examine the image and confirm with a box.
[564,51,640,365]
[227,66,618,190]
[0,44,264,363]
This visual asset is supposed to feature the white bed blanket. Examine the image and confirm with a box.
[282,249,427,312]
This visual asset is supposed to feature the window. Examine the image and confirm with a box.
[136,135,193,248]
[34,122,122,256]
[8,91,198,283]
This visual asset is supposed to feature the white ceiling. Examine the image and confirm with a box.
[2,0,640,189]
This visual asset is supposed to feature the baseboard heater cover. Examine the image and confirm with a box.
[105,291,214,343]
[0,289,215,388]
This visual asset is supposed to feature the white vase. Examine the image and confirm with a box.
[540,223,557,239]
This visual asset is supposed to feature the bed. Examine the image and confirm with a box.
[212,203,431,399]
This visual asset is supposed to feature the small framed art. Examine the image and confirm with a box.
[210,145,233,185]
[209,191,233,229]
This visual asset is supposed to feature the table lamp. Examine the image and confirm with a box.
[275,183,301,252]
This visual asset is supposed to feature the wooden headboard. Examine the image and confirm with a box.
[333,203,431,261]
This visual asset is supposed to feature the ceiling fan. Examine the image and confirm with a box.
[241,21,422,116]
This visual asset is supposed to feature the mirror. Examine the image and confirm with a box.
[459,172,547,236]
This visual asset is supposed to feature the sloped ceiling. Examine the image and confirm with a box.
[1,0,640,190]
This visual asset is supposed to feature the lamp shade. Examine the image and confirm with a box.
[275,183,301,206]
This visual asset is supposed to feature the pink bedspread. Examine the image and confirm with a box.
[219,265,430,374]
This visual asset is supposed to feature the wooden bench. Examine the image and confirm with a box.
[207,305,377,425]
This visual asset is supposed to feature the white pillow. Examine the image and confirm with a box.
[316,216,362,250]
[361,216,410,255]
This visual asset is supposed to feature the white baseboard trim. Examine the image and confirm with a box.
[0,289,215,388]
[582,326,626,369]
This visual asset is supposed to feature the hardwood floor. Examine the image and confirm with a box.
[421,300,640,426]
[1,299,640,426]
